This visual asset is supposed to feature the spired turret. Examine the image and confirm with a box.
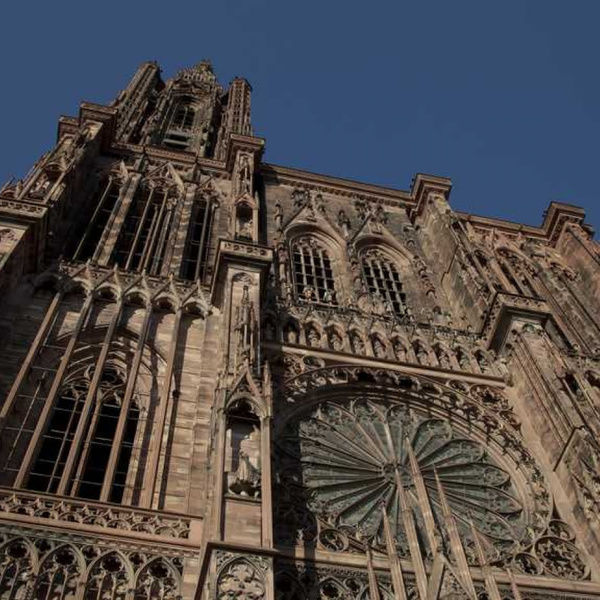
[113,60,252,158]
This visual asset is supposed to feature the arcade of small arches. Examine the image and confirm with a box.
[0,535,183,600]
[268,314,498,377]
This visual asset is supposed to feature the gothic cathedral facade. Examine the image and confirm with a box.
[0,60,599,599]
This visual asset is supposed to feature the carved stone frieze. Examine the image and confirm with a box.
[0,489,191,539]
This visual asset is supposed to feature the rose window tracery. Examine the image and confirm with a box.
[277,397,536,564]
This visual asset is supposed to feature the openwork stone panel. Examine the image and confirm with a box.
[0,531,184,600]
[215,551,271,600]
[0,490,191,538]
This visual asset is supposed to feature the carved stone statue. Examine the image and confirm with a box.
[229,450,261,497]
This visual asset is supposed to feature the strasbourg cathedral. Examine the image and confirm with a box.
[0,59,599,600]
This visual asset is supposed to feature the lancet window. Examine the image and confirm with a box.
[26,366,139,503]
[361,249,406,315]
[134,559,180,600]
[181,198,213,281]
[497,249,537,297]
[112,184,176,275]
[162,96,195,150]
[291,237,337,305]
[84,553,130,600]
[74,178,121,261]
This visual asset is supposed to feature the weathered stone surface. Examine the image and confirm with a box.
[0,60,598,599]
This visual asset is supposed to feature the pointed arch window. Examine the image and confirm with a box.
[181,197,214,281]
[33,545,82,600]
[85,552,131,600]
[291,237,337,305]
[171,98,195,131]
[74,177,121,262]
[163,96,195,150]
[112,184,176,276]
[26,367,139,503]
[497,249,537,297]
[361,249,406,315]
[0,539,34,599]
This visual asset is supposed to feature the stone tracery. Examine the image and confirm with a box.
[273,366,588,581]
[278,397,528,563]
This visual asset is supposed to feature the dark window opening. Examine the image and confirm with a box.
[76,181,120,261]
[26,385,85,494]
[181,200,212,281]
[361,252,406,315]
[292,239,337,305]
[111,187,172,275]
[26,369,139,505]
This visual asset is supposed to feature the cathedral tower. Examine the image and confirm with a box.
[0,60,599,599]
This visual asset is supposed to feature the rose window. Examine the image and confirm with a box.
[277,398,532,563]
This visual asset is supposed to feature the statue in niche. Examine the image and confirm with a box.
[372,336,386,358]
[328,330,343,351]
[393,339,407,362]
[229,450,261,497]
[314,193,326,213]
[236,203,254,241]
[237,153,252,196]
[476,351,491,373]
[226,403,261,498]
[306,327,321,347]
[274,202,283,231]
[456,348,471,371]
[276,245,288,285]
[350,333,365,354]
[284,323,299,344]
[414,342,430,365]
[372,202,387,227]
[337,210,351,237]
[234,286,256,368]
[436,347,452,369]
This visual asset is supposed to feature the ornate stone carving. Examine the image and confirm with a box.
[277,397,532,564]
[217,559,266,599]
[0,490,191,538]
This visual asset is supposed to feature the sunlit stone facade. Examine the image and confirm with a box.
[0,60,599,599]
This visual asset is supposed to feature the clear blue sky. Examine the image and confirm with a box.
[0,1,598,231]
